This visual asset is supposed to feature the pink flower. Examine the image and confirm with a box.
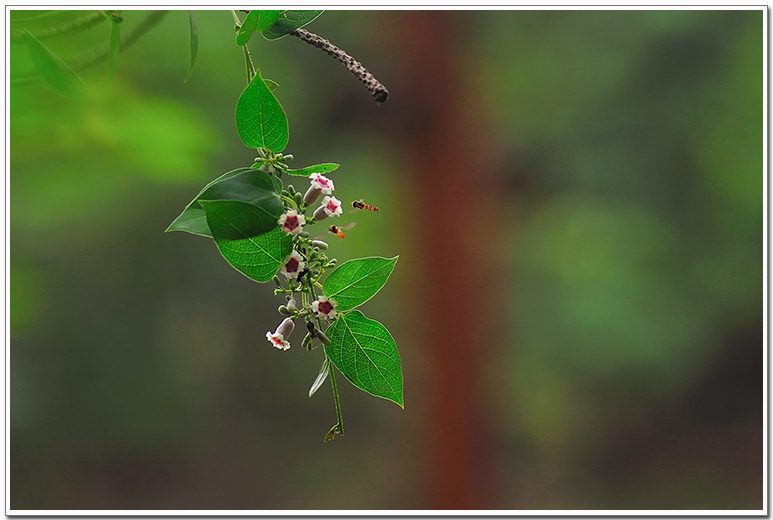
[278,209,306,235]
[266,317,295,350]
[312,296,338,320]
[304,173,335,205]
[279,251,305,280]
[313,196,343,221]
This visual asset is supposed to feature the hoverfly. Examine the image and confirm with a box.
[351,200,380,212]
[328,222,356,238]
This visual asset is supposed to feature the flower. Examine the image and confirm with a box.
[312,295,338,320]
[279,251,305,279]
[313,196,343,221]
[278,209,306,235]
[266,317,295,350]
[304,173,335,205]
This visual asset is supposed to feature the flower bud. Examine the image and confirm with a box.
[294,192,304,205]
[287,184,296,195]
[311,240,328,250]
[276,317,295,339]
[283,154,294,161]
[286,299,297,312]
[278,305,291,316]
[304,186,323,205]
[299,231,310,238]
[313,205,328,221]
[272,276,282,286]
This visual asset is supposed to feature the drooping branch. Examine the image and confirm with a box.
[290,27,389,103]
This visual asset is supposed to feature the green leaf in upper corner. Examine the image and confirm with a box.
[22,30,85,101]
[166,167,278,237]
[107,18,120,73]
[286,163,339,177]
[325,310,403,407]
[236,69,289,152]
[214,226,292,283]
[262,10,323,40]
[185,10,198,82]
[309,357,331,397]
[323,256,398,311]
[237,10,280,45]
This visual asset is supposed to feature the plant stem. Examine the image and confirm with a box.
[242,45,256,83]
[329,362,344,436]
[280,194,297,209]
[230,10,241,25]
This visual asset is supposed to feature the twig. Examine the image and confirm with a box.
[290,27,389,103]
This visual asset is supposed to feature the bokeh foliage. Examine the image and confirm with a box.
[10,9,762,510]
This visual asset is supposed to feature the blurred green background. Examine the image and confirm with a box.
[10,9,763,510]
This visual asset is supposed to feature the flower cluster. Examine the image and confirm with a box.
[266,173,343,351]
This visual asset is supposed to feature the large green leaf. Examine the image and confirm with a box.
[237,10,280,46]
[323,256,398,311]
[262,10,323,40]
[325,311,403,407]
[214,226,292,283]
[285,163,339,177]
[22,29,85,100]
[235,69,288,152]
[166,168,281,238]
[199,199,282,240]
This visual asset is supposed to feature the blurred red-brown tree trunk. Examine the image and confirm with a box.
[394,11,493,509]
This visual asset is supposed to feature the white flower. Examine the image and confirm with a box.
[279,251,305,279]
[310,173,334,193]
[266,317,295,350]
[313,196,343,221]
[304,173,335,205]
[278,209,306,235]
[312,295,338,320]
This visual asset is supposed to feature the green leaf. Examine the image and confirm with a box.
[264,79,279,91]
[166,167,280,237]
[325,311,403,407]
[185,10,198,82]
[107,19,120,73]
[235,69,289,152]
[262,10,323,40]
[195,169,283,239]
[199,199,282,240]
[22,29,85,101]
[309,357,331,397]
[323,256,398,311]
[214,226,292,283]
[237,10,280,45]
[286,163,340,177]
